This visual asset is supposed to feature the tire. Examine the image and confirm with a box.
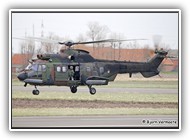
[32,90,36,95]
[35,90,40,95]
[71,86,77,93]
[90,87,96,95]
[32,90,40,95]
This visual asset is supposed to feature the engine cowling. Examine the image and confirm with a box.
[37,54,51,60]
[68,55,75,61]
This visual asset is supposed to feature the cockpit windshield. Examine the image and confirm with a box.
[25,63,32,70]
[31,64,38,71]
[25,64,46,72]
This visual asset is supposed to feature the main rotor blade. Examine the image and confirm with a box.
[13,36,60,44]
[13,36,147,47]
[27,36,59,44]
[74,39,147,45]
[13,37,32,41]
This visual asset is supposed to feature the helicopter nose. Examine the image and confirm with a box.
[17,72,28,81]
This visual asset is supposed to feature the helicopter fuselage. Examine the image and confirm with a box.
[17,48,167,95]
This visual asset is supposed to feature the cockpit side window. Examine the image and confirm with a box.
[31,64,38,71]
[42,65,46,71]
[38,65,42,71]
[28,64,46,72]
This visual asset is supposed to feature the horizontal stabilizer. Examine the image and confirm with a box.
[141,71,159,78]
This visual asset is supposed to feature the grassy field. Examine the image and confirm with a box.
[12,91,178,103]
[107,81,178,89]
[12,108,178,117]
[12,92,178,117]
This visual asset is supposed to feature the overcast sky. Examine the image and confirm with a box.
[12,11,179,53]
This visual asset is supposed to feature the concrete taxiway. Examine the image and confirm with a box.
[11,115,178,128]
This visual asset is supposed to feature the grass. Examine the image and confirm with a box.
[107,81,178,89]
[12,91,178,103]
[12,108,178,117]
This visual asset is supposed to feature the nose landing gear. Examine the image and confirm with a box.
[32,85,40,95]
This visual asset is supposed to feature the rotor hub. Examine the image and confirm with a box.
[65,41,74,47]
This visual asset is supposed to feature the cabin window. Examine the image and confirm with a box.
[86,67,91,72]
[75,66,80,72]
[99,67,104,74]
[57,66,61,72]
[62,66,67,72]
[37,64,46,72]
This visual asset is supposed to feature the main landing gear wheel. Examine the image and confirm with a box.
[32,90,40,95]
[89,87,96,95]
[70,86,77,93]
[32,85,40,95]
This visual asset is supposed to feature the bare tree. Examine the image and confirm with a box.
[19,40,35,66]
[86,21,109,56]
[20,40,35,55]
[77,33,87,42]
[42,32,60,53]
[109,32,125,60]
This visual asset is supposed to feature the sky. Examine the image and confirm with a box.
[11,10,179,53]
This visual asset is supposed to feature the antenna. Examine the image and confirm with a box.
[41,20,44,37]
[33,24,35,37]
[40,20,44,53]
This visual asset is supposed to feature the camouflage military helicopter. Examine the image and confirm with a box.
[16,38,168,95]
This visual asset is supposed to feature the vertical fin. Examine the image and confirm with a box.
[148,50,168,70]
[141,50,168,78]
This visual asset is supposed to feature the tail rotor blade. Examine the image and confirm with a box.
[153,35,162,50]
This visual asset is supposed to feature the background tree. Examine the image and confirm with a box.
[42,32,61,53]
[86,21,109,56]
[109,32,125,60]
[77,33,87,42]
[19,39,35,67]
[20,40,35,55]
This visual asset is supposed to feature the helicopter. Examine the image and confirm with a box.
[15,37,168,95]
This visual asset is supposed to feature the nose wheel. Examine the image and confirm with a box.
[32,85,40,95]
